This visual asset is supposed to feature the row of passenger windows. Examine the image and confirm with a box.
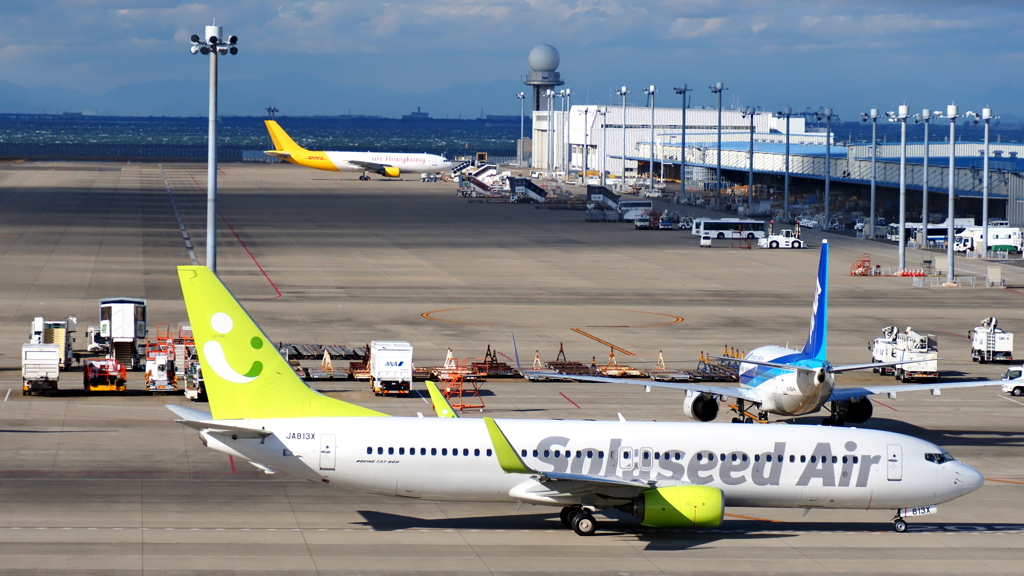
[367,446,494,457]
[364,445,861,466]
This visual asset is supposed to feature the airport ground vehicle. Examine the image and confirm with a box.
[969,317,1013,363]
[100,297,146,370]
[22,343,60,395]
[691,218,767,239]
[617,199,653,222]
[870,326,939,382]
[29,315,77,369]
[370,341,413,396]
[82,358,127,392]
[633,215,650,229]
[757,229,803,249]
[954,226,1023,253]
[1001,367,1024,396]
[144,352,177,393]
[184,364,206,402]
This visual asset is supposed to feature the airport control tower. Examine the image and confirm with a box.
[523,44,564,111]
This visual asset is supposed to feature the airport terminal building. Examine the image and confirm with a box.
[533,105,1024,228]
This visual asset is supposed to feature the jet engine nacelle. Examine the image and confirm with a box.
[835,395,873,423]
[621,485,724,528]
[683,392,719,422]
[378,166,401,178]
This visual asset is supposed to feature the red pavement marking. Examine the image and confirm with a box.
[559,392,581,409]
[188,173,282,299]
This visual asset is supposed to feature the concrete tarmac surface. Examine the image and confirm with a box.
[0,161,1022,575]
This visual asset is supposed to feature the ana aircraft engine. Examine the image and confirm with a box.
[683,392,719,422]
[835,395,873,423]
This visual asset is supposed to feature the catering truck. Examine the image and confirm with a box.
[22,343,61,395]
[369,340,413,396]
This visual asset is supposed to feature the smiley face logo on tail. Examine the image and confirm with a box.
[203,312,264,384]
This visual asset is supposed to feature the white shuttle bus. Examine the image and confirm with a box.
[691,218,767,239]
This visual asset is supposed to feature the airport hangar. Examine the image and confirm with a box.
[532,104,1024,228]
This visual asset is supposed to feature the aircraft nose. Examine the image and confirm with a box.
[959,463,985,496]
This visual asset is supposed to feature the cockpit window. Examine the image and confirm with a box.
[924,452,954,464]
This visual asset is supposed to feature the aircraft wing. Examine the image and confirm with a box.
[829,359,936,373]
[529,373,761,404]
[346,159,390,172]
[829,379,1004,402]
[165,404,273,438]
[484,417,663,490]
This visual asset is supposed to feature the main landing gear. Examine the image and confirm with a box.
[822,401,846,427]
[891,513,908,533]
[730,399,765,423]
[560,506,598,536]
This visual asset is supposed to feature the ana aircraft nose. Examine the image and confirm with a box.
[960,463,985,496]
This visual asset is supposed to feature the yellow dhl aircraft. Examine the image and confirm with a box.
[263,120,454,178]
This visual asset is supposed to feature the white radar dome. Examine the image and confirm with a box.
[528,44,560,72]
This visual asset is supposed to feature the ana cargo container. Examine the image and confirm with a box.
[369,340,413,396]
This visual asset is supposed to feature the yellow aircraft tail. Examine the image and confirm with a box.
[263,121,338,171]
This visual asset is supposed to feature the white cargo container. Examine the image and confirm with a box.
[369,340,413,396]
[870,326,939,382]
[969,317,1013,363]
[22,343,61,395]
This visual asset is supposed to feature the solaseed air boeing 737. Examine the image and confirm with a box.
[545,240,1003,426]
[263,120,454,178]
[168,265,983,535]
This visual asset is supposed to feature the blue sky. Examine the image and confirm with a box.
[0,1,1021,119]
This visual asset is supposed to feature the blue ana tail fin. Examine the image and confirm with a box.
[801,240,828,361]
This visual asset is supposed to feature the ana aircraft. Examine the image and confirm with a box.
[543,240,1002,425]
[263,120,454,178]
[169,265,983,535]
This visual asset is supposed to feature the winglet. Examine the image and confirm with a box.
[801,240,828,361]
[483,417,533,474]
[425,380,458,418]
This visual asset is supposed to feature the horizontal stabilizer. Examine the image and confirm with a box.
[165,405,272,438]
[264,150,292,160]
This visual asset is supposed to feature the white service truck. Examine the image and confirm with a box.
[757,229,803,249]
[969,317,1013,363]
[369,340,413,396]
[22,343,61,395]
[870,326,939,382]
[1000,367,1024,396]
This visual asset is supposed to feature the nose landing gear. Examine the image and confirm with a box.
[891,513,908,532]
